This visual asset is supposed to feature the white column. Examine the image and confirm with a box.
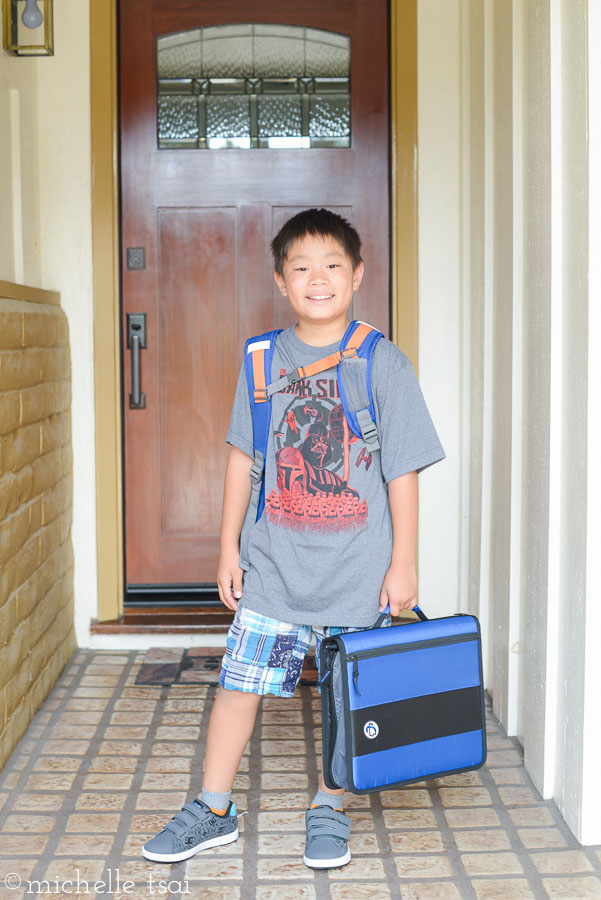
[507,0,525,739]
[416,0,463,618]
[580,0,601,846]
[541,0,564,801]
[478,0,494,690]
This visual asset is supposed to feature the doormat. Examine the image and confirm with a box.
[135,647,318,686]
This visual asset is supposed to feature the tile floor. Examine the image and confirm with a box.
[1,649,600,900]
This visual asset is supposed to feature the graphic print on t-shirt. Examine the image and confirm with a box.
[264,370,373,532]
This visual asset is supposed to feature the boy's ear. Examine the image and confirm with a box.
[352,260,365,291]
[273,270,287,297]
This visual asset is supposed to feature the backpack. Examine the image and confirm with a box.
[238,319,385,569]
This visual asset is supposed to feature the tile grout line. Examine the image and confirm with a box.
[239,690,263,900]
[0,651,109,878]
[480,709,594,897]
[370,784,404,895]
[0,653,82,804]
[478,753,562,899]
[11,649,135,889]
[2,658,601,898]
[104,654,173,889]
[168,677,216,898]
[454,713,543,896]
[304,684,330,900]
[428,774,478,899]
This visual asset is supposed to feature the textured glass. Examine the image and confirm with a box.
[158,96,198,144]
[309,95,350,137]
[206,95,250,138]
[202,24,253,77]
[254,36,305,76]
[305,28,350,77]
[157,25,350,149]
[157,31,202,78]
[258,95,302,137]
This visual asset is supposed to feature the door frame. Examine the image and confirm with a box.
[90,0,418,623]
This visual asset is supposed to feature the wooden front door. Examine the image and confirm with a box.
[120,0,389,597]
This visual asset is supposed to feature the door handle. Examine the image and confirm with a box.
[127,313,147,409]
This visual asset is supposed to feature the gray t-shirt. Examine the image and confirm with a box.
[225,324,445,626]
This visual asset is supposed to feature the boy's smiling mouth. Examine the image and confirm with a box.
[307,294,334,302]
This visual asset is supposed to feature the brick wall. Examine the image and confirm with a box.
[0,292,76,770]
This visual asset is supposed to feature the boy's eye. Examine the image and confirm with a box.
[327,264,340,269]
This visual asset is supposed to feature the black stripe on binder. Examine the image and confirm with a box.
[351,686,483,757]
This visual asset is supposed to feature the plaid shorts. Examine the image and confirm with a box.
[218,604,391,698]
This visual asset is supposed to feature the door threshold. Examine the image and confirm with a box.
[91,604,234,634]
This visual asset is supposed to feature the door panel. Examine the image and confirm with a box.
[158,207,239,535]
[120,0,389,593]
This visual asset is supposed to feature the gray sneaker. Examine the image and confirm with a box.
[303,805,351,868]
[142,799,238,863]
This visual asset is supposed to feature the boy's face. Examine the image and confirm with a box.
[273,234,364,332]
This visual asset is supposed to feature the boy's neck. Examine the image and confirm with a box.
[293,319,350,347]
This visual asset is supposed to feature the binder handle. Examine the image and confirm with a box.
[374,604,428,626]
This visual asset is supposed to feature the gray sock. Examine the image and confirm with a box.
[311,787,344,810]
[200,786,232,813]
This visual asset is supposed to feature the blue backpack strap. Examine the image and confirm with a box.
[338,320,384,450]
[238,329,282,570]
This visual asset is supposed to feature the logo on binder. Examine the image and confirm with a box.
[363,720,379,740]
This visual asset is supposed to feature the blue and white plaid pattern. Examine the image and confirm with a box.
[219,605,391,698]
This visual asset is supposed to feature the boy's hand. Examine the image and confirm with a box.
[379,561,418,616]
[217,549,244,611]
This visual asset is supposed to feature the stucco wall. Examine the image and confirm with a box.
[0,0,97,650]
[0,47,41,286]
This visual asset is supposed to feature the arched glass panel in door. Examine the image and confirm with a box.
[157,24,350,149]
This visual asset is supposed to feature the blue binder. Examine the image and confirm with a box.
[320,609,487,793]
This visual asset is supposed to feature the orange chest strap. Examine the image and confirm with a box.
[252,321,373,403]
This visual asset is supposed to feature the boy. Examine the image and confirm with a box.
[142,208,445,869]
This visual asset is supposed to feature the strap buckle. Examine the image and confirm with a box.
[287,368,302,384]
[250,463,263,484]
[361,421,378,444]
[341,346,358,360]
[249,458,264,484]
[356,409,380,449]
[253,387,268,401]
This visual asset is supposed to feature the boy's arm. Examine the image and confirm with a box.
[217,445,253,611]
[379,470,418,614]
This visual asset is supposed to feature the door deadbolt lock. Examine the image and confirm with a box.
[126,313,147,409]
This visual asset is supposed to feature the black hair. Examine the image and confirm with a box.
[271,208,363,276]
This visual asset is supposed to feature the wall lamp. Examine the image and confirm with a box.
[2,0,53,56]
